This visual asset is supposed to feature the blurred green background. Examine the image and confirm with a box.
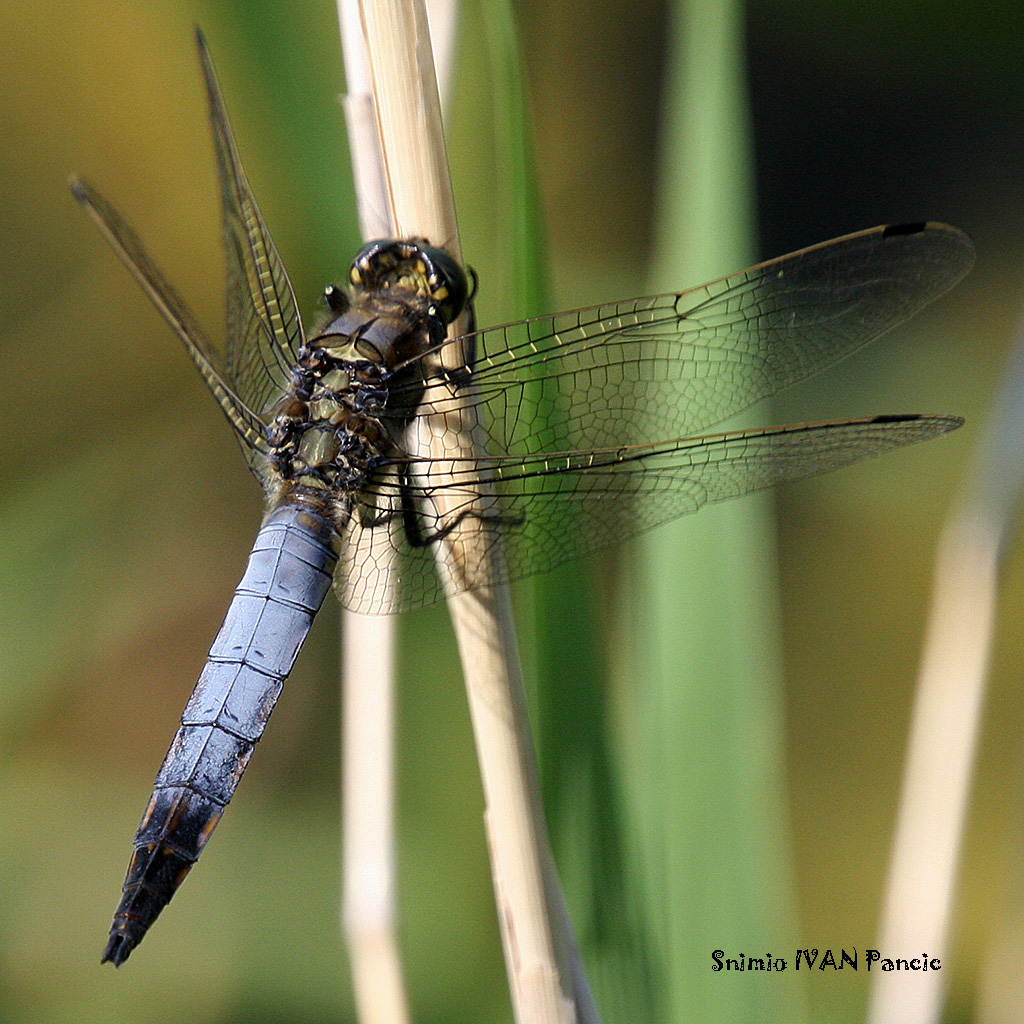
[2,1,1023,1022]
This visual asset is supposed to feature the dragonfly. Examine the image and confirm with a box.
[73,29,973,966]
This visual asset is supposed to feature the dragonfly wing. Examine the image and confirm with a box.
[403,223,973,455]
[336,413,962,613]
[70,176,270,461]
[196,28,304,418]
[467,415,962,583]
[101,502,339,966]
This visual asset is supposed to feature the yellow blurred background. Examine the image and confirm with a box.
[2,1,1023,1022]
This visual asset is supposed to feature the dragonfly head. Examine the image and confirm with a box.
[348,238,469,325]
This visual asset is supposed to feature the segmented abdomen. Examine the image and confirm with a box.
[102,502,339,965]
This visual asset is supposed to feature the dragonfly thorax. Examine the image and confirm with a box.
[266,341,393,493]
[266,273,456,497]
[313,298,446,369]
[263,238,472,505]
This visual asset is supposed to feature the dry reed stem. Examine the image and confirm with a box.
[868,302,1024,1024]
[355,2,594,1021]
[338,2,407,1022]
[866,517,996,1024]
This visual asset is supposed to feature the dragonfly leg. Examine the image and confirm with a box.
[394,461,522,549]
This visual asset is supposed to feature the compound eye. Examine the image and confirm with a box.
[417,244,469,324]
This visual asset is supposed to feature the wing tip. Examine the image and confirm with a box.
[871,412,964,432]
[882,222,929,238]
[882,220,976,270]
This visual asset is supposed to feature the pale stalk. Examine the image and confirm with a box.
[866,516,995,1024]
[337,3,466,1019]
[868,301,1024,1024]
[337,4,469,1022]
[337,3,405,1023]
[355,2,596,1021]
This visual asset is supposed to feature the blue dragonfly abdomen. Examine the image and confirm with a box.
[102,503,339,965]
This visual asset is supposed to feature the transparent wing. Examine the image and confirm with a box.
[396,223,973,455]
[70,176,270,460]
[334,414,962,614]
[196,28,304,418]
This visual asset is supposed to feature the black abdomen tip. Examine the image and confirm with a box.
[101,933,133,967]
